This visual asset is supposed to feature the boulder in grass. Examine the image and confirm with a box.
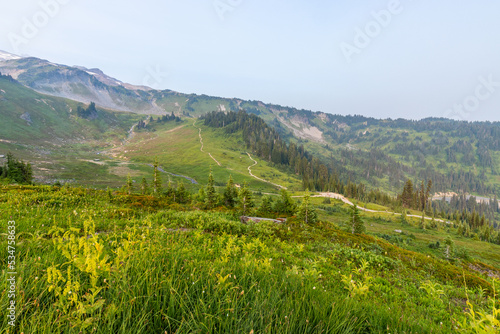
[240,216,287,224]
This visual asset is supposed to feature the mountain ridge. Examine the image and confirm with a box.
[0,51,499,198]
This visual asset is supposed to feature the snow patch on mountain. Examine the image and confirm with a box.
[0,50,22,62]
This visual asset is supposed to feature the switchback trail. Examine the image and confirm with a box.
[193,119,221,167]
[246,152,287,190]
[307,192,447,223]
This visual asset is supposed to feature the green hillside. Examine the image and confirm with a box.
[0,66,499,333]
[2,56,498,201]
[0,74,141,185]
[1,184,498,333]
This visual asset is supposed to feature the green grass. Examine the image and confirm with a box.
[316,197,500,269]
[0,75,142,187]
[120,120,302,193]
[0,185,498,333]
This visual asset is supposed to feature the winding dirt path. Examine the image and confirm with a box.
[125,115,149,143]
[193,119,221,166]
[246,152,287,190]
[309,192,447,223]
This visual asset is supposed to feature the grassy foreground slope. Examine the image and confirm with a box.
[0,185,498,333]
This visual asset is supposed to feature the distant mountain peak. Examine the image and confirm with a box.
[0,50,22,62]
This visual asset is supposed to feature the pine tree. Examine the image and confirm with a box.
[431,213,437,229]
[419,181,426,211]
[259,196,274,216]
[126,174,133,195]
[425,180,433,211]
[197,187,206,204]
[401,179,414,208]
[239,182,254,215]
[176,181,189,204]
[153,157,162,195]
[297,194,318,225]
[223,175,238,208]
[419,211,426,229]
[350,204,365,234]
[141,177,148,195]
[205,171,217,209]
[166,180,175,201]
[24,162,33,184]
[274,189,296,216]
[2,152,33,184]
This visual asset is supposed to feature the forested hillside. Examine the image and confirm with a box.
[283,111,500,197]
[2,54,498,199]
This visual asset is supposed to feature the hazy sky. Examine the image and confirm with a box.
[1,0,499,121]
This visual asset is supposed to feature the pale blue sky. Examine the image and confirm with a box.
[1,0,499,121]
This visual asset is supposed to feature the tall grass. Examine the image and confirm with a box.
[0,185,497,333]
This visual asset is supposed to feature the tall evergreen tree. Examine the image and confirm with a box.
[444,236,454,259]
[176,181,190,204]
[297,194,318,225]
[141,177,149,195]
[153,157,162,195]
[126,174,133,195]
[258,195,274,216]
[197,187,206,204]
[239,182,254,215]
[419,211,426,229]
[223,175,238,208]
[274,189,296,216]
[2,152,33,184]
[350,204,365,234]
[425,180,433,210]
[166,180,175,201]
[401,179,414,208]
[205,171,217,209]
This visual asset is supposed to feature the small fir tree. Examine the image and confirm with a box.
[259,195,274,216]
[444,236,454,259]
[126,174,133,195]
[350,204,365,234]
[152,157,162,195]
[419,211,426,229]
[274,189,296,216]
[297,194,318,225]
[205,171,217,209]
[197,186,206,204]
[176,181,190,204]
[239,182,254,215]
[141,177,149,195]
[223,175,238,208]
[166,180,175,201]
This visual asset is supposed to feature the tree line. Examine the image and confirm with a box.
[0,152,33,184]
[204,111,374,198]
[123,165,366,234]
[76,102,98,119]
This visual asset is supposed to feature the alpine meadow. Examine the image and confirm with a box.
[1,2,500,333]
